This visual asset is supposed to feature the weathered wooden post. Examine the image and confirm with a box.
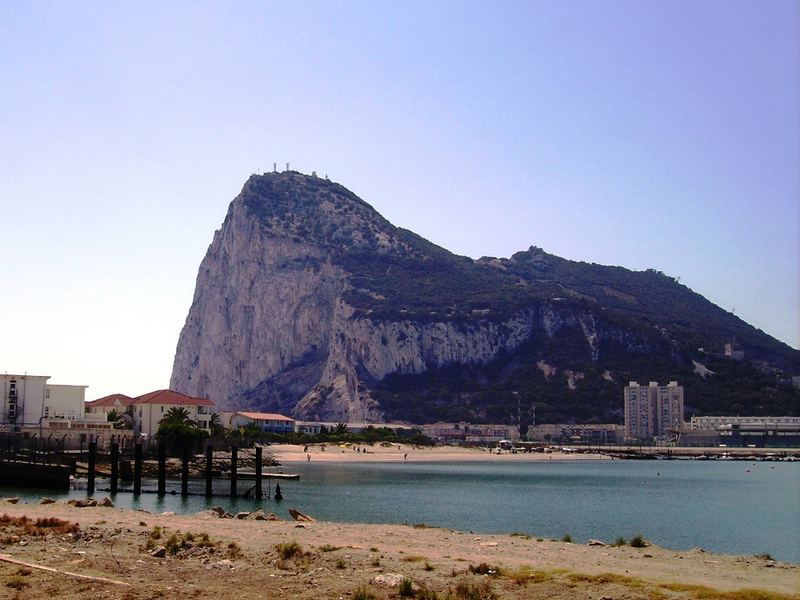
[110,442,119,494]
[157,442,166,496]
[133,442,142,495]
[181,445,189,497]
[205,445,213,498]
[255,446,263,500]
[230,446,238,498]
[87,440,97,495]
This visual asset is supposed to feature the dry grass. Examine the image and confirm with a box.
[275,540,303,560]
[401,555,426,563]
[566,572,645,587]
[503,566,554,585]
[658,582,798,600]
[556,571,796,600]
[0,514,79,541]
[453,578,497,600]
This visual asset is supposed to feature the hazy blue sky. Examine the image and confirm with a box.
[1,0,798,400]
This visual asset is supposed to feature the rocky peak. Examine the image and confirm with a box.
[237,172,410,257]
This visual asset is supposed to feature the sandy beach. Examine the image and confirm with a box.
[1,496,797,600]
[269,443,608,464]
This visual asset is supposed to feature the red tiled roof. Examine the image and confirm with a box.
[235,412,294,422]
[87,394,134,407]
[134,389,214,407]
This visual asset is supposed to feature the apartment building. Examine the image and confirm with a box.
[131,389,215,437]
[1,373,98,429]
[1,373,115,446]
[624,381,684,441]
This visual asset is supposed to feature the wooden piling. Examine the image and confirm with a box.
[133,443,142,496]
[87,441,96,496]
[255,446,263,500]
[205,445,213,498]
[181,445,189,496]
[110,442,119,495]
[157,443,166,496]
[230,446,238,498]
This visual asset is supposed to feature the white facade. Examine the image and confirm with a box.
[1,373,112,444]
[294,421,415,435]
[689,415,800,430]
[229,412,295,434]
[134,403,212,437]
[131,390,214,437]
[624,381,684,441]
[1,374,48,429]
[2,374,92,430]
[44,384,88,420]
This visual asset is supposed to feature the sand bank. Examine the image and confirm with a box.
[270,443,608,463]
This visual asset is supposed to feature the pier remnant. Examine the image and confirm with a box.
[110,442,119,495]
[255,446,263,500]
[181,445,189,496]
[157,443,166,496]
[230,446,238,498]
[87,441,96,496]
[133,443,142,496]
[205,445,213,497]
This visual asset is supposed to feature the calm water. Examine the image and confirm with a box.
[4,460,799,563]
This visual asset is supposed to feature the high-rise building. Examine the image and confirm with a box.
[624,381,684,441]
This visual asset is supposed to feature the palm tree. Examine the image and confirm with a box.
[209,413,225,436]
[160,406,191,426]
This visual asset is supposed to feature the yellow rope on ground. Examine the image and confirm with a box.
[0,553,131,586]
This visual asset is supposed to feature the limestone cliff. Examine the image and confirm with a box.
[171,172,800,423]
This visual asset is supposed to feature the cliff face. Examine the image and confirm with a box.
[170,173,551,420]
[171,172,800,423]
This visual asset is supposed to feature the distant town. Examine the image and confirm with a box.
[2,373,799,450]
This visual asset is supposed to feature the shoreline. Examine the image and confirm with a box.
[269,443,611,463]
[0,499,797,599]
[267,442,800,464]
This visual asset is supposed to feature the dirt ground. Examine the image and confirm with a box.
[0,498,797,600]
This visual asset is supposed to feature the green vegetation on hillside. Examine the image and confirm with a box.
[374,337,799,425]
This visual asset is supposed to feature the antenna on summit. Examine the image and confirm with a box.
[286,162,290,172]
[273,163,277,173]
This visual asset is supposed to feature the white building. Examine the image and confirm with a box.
[528,423,624,445]
[132,389,215,437]
[226,412,295,434]
[689,415,800,429]
[2,374,48,429]
[293,421,415,435]
[1,373,113,445]
[624,381,684,441]
[85,393,135,419]
[1,373,99,429]
[421,422,520,444]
